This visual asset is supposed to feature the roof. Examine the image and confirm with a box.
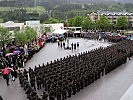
[74,31,81,34]
[97,11,133,16]
[5,21,14,24]
[0,22,24,28]
[52,29,69,34]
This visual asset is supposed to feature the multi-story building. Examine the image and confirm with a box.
[87,11,133,29]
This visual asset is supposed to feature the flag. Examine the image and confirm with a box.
[66,16,68,29]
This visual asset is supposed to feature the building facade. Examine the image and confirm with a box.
[0,21,24,31]
[87,11,133,29]
[25,23,64,35]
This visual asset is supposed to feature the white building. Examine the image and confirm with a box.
[0,21,24,31]
[25,23,64,34]
[25,20,40,26]
[0,21,65,35]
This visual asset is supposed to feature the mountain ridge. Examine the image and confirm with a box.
[69,0,133,4]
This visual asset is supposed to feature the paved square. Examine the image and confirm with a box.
[0,38,133,100]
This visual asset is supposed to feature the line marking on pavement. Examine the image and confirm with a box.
[120,84,133,100]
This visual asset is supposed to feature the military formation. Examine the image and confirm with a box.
[102,35,125,43]
[19,40,133,100]
[82,32,128,42]
[83,32,100,40]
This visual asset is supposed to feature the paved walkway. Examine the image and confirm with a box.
[0,38,133,100]
[120,84,133,100]
[25,38,111,69]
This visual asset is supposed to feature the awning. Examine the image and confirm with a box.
[74,31,81,34]
[52,29,69,35]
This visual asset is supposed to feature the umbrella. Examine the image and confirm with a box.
[13,50,21,55]
[5,53,13,57]
[3,67,14,74]
[10,46,16,49]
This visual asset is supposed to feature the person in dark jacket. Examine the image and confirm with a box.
[41,91,48,100]
[11,68,17,81]
[0,95,3,100]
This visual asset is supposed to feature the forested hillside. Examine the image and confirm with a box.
[0,0,132,23]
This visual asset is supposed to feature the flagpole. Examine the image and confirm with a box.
[66,16,69,49]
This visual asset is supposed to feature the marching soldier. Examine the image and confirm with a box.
[41,91,48,100]
[36,75,42,89]
[30,77,36,90]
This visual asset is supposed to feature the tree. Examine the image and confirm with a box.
[45,17,59,24]
[116,16,128,30]
[81,17,92,30]
[14,27,37,45]
[24,27,37,42]
[72,16,83,27]
[68,18,75,27]
[0,26,11,47]
[2,8,29,22]
[96,16,110,31]
[14,30,28,45]
[94,20,100,30]
[45,27,51,33]
[39,25,45,34]
[124,3,133,13]
[39,13,49,23]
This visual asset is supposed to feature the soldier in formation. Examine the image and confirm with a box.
[19,40,133,100]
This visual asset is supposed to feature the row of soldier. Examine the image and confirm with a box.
[102,35,124,42]
[82,32,127,42]
[82,32,100,40]
[19,70,50,100]
[19,40,133,100]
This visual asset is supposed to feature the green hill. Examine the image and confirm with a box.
[26,6,46,13]
[0,6,45,13]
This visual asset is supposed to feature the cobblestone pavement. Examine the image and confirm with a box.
[1,38,133,100]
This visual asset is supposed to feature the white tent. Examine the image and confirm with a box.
[74,31,81,34]
[52,29,69,35]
